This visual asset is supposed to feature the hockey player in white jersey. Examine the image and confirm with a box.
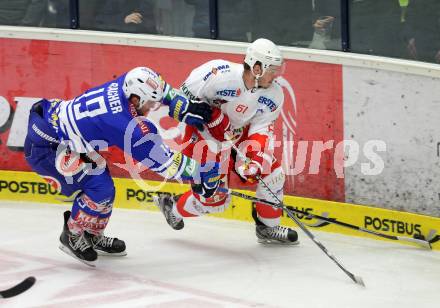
[25,66,221,265]
[155,38,299,244]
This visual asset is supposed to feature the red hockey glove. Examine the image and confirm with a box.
[206,107,231,141]
[236,157,262,184]
[235,134,272,183]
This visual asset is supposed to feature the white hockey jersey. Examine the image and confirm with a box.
[180,59,284,142]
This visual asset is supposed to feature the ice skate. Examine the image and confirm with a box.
[90,234,127,256]
[256,224,299,245]
[59,211,97,266]
[153,195,184,230]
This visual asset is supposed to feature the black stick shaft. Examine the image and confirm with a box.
[255,175,364,286]
[225,189,430,249]
[225,137,365,285]
[283,207,364,286]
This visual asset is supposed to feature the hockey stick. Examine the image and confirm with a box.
[219,188,432,250]
[226,136,365,286]
[0,276,36,298]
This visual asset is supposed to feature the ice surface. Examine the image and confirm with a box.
[1,201,439,308]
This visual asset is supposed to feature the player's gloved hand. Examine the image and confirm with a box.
[169,95,212,131]
[206,107,231,141]
[236,148,272,184]
[236,158,262,184]
[235,133,273,184]
[191,161,221,198]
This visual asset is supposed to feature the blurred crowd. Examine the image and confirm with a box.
[0,0,439,63]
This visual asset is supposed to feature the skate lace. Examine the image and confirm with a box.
[93,235,114,248]
[72,233,91,252]
[162,198,181,226]
[268,226,289,240]
[168,213,181,225]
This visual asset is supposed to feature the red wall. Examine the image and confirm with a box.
[0,38,344,201]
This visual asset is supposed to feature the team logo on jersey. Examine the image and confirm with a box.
[258,96,277,112]
[42,176,62,193]
[216,88,241,97]
[55,149,86,177]
[203,64,230,81]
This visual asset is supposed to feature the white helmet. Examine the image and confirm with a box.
[123,67,164,109]
[244,38,284,77]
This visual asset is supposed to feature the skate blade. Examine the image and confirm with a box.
[169,221,184,230]
[257,238,300,246]
[96,250,127,257]
[59,245,97,267]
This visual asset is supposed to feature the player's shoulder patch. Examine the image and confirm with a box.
[256,84,284,112]
[202,59,232,82]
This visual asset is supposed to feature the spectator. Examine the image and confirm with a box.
[350,0,403,58]
[95,0,157,34]
[404,0,440,63]
[0,0,47,26]
[399,0,409,22]
[309,0,341,50]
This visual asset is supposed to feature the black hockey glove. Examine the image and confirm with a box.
[169,96,212,131]
[191,161,221,198]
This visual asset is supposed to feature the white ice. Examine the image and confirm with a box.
[1,201,439,308]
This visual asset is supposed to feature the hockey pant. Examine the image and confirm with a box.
[24,104,114,236]
[176,126,284,227]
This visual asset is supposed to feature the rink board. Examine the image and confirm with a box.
[0,36,344,203]
[1,29,439,217]
[0,169,438,250]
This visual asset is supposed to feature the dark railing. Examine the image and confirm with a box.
[69,0,79,29]
[0,0,439,64]
[209,0,218,39]
[340,0,350,52]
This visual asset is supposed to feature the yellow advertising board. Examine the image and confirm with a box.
[0,170,438,250]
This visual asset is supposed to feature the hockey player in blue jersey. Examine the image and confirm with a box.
[24,66,220,266]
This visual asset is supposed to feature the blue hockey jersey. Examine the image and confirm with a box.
[37,73,197,181]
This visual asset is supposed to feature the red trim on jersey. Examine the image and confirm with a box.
[176,191,198,217]
[128,102,150,135]
[193,189,228,207]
